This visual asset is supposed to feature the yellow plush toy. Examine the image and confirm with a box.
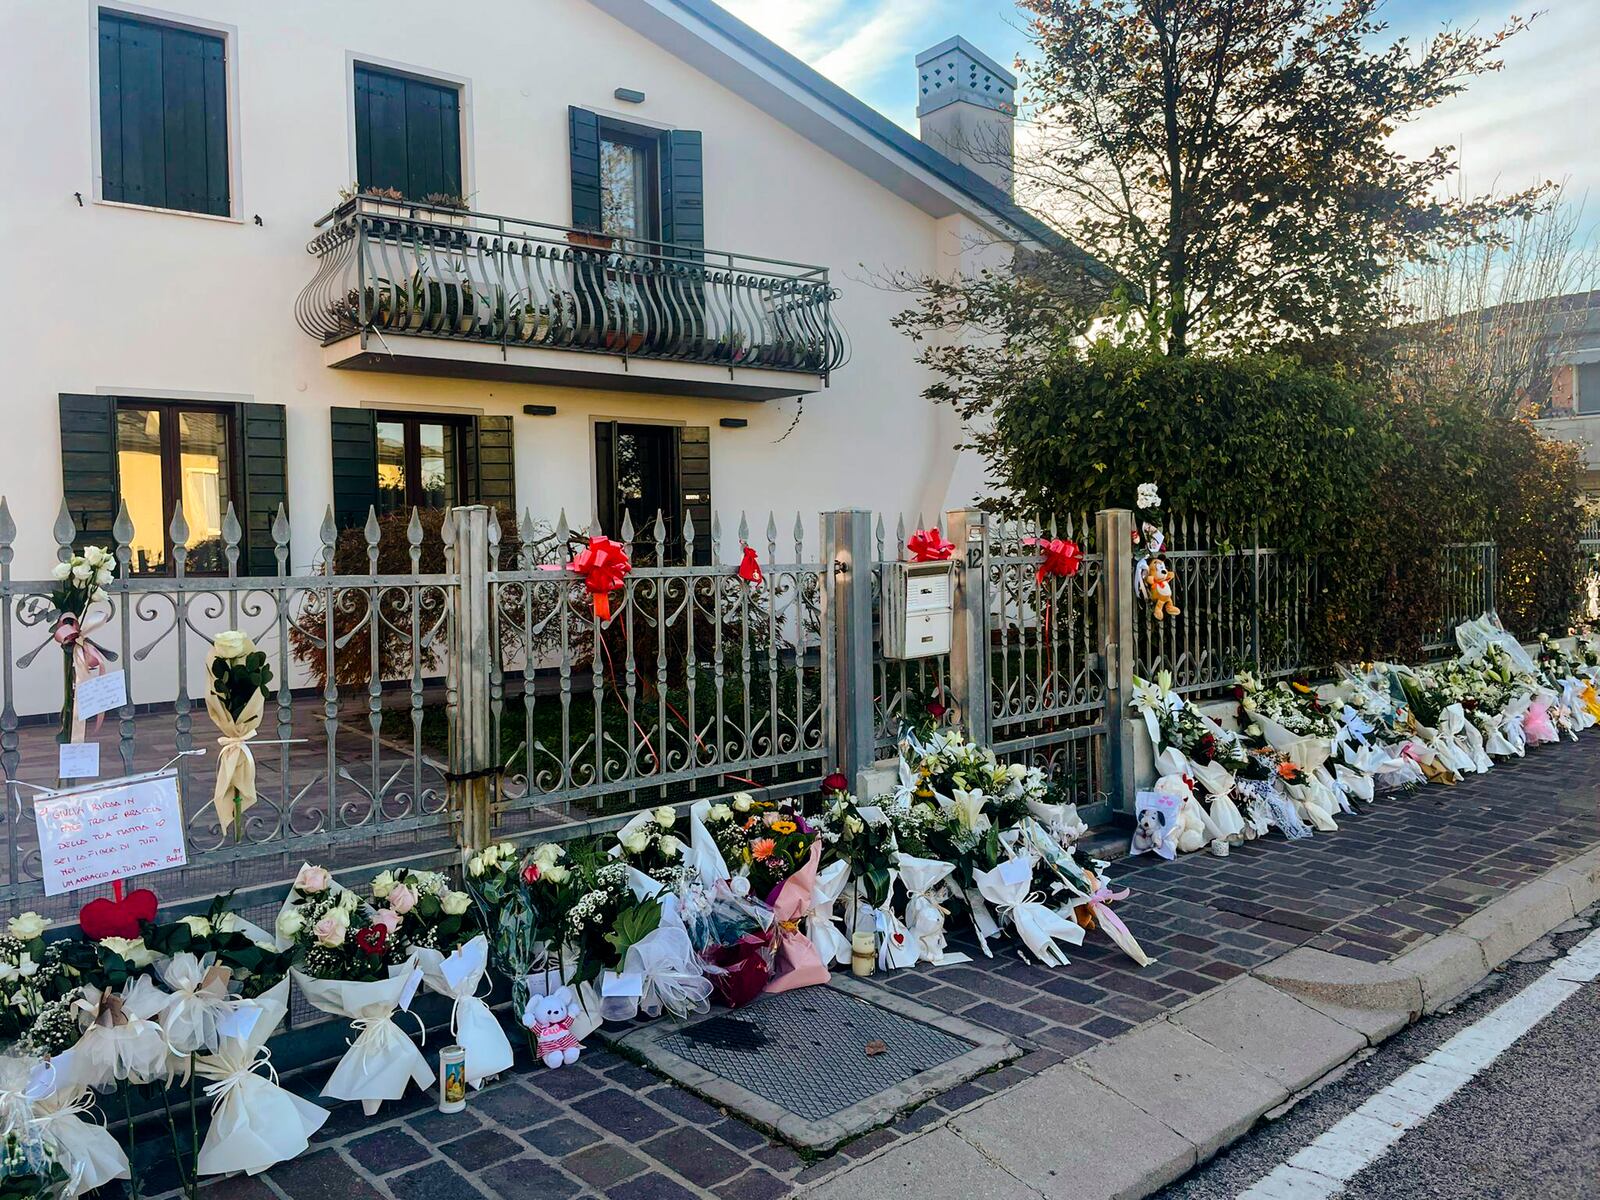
[1145,557,1180,620]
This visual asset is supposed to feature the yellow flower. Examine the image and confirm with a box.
[770,819,797,835]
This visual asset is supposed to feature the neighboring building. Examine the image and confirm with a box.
[1528,291,1600,490]
[1,1,1084,579]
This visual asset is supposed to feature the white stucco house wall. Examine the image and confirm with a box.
[0,0,1092,581]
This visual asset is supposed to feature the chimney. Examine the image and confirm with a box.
[916,37,1016,196]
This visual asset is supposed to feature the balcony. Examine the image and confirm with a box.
[294,197,848,401]
[1534,413,1600,471]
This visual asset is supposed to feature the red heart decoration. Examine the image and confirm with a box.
[78,889,159,941]
[892,931,906,945]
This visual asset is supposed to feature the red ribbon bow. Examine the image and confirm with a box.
[571,536,631,621]
[737,545,763,585]
[906,527,955,562]
[1026,537,1083,585]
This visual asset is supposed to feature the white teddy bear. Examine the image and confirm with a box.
[1153,772,1211,854]
[523,985,583,1069]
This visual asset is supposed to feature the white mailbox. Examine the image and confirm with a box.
[883,560,955,659]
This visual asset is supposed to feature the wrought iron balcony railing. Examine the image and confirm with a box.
[295,196,848,378]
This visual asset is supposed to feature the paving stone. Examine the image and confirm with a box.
[712,1168,792,1200]
[472,1081,565,1130]
[571,1089,675,1140]
[637,1126,751,1187]
[562,1143,649,1189]
[441,1128,523,1170]
[476,1155,584,1200]
[389,1161,481,1200]
[267,1149,387,1200]
[807,1127,1043,1200]
[1169,975,1366,1091]
[406,1105,483,1143]
[604,1172,701,1200]
[345,1127,432,1176]
[523,1117,604,1156]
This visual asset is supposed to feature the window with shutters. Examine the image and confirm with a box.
[354,64,464,203]
[598,125,661,243]
[96,9,232,216]
[113,401,238,574]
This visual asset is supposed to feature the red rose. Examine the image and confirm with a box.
[521,862,541,884]
[927,700,948,719]
[822,771,849,795]
[354,925,387,956]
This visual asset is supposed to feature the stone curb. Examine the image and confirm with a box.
[800,845,1600,1199]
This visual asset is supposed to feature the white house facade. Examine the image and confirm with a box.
[1,0,1064,588]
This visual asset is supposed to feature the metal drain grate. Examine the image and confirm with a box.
[656,986,977,1123]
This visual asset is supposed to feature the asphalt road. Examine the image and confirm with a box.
[1155,903,1600,1200]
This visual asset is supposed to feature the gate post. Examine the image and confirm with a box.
[945,508,991,746]
[823,510,876,794]
[447,505,496,852]
[1097,508,1138,815]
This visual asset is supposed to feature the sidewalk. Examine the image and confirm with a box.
[168,736,1600,1200]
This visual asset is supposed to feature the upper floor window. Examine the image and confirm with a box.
[115,401,236,574]
[599,126,660,242]
[354,65,463,203]
[97,10,231,216]
[1579,363,1600,416]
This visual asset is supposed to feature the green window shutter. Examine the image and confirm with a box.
[594,420,618,537]
[466,415,516,516]
[659,130,704,250]
[329,408,378,529]
[58,395,119,551]
[99,14,229,216]
[241,403,288,575]
[569,107,602,231]
[356,66,461,201]
[679,426,711,565]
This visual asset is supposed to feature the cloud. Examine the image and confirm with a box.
[720,0,955,99]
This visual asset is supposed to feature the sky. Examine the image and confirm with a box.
[719,0,1598,223]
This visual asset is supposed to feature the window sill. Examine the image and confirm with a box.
[93,198,243,225]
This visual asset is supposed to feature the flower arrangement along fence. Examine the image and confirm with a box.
[0,493,1511,918]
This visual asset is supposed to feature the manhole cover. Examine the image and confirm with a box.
[619,980,1016,1150]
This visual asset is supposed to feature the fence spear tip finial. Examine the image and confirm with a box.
[112,499,133,551]
[53,499,76,554]
[272,503,291,548]
[319,505,338,549]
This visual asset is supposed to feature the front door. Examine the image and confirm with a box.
[596,421,681,563]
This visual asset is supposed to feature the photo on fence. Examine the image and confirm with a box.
[1129,789,1180,859]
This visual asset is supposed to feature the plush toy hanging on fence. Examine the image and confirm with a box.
[1144,556,1180,621]
[906,527,956,562]
[570,536,631,621]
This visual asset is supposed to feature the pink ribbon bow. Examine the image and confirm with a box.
[906,527,955,562]
[54,613,109,741]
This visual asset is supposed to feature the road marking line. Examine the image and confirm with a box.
[1237,925,1600,1200]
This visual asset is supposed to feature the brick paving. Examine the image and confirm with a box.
[128,734,1600,1200]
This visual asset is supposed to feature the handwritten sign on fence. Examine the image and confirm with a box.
[33,770,187,897]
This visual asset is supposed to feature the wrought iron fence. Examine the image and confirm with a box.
[0,498,457,914]
[295,196,849,377]
[985,515,1109,819]
[489,509,832,833]
[1421,541,1498,658]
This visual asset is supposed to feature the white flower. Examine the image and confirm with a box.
[275,909,304,939]
[83,546,107,567]
[71,564,91,583]
[532,843,563,869]
[951,788,992,838]
[211,630,254,660]
[1137,482,1161,509]
[732,794,754,813]
[50,562,71,581]
[844,814,864,835]
[178,915,212,939]
[653,806,676,828]
[543,864,570,884]
[480,845,502,868]
[6,912,47,941]
[707,803,732,822]
[495,841,517,858]
[338,889,360,912]
[294,864,330,893]
[371,870,396,899]
[98,937,157,967]
[0,957,37,982]
[441,890,471,916]
[659,835,683,859]
[214,912,244,935]
[621,830,650,854]
[466,855,486,878]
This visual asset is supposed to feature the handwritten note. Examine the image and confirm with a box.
[57,743,99,780]
[33,770,187,897]
[74,670,127,721]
